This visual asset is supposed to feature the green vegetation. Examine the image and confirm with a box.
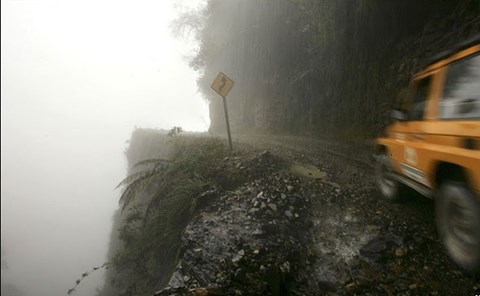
[67,263,110,295]
[167,126,183,137]
[98,135,238,295]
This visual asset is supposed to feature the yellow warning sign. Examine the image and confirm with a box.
[211,72,234,98]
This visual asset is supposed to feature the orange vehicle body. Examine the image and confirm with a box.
[377,44,480,198]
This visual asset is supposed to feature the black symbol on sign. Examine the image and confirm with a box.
[219,76,227,93]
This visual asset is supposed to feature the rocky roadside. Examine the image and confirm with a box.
[154,138,479,296]
[155,150,318,295]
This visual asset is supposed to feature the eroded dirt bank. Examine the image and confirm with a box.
[154,135,479,295]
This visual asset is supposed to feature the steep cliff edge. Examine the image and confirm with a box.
[96,129,179,296]
[97,129,317,295]
[96,130,479,296]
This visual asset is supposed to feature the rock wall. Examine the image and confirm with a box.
[189,0,480,138]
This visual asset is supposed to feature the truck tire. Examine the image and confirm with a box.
[436,181,480,274]
[375,153,403,201]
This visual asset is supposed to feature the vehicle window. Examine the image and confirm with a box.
[408,77,431,121]
[439,53,480,120]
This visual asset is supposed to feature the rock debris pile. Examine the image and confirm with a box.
[154,147,479,295]
[155,151,319,295]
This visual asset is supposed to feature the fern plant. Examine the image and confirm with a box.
[116,158,170,211]
[111,137,229,293]
[116,137,228,213]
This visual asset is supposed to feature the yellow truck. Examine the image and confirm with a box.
[375,36,480,273]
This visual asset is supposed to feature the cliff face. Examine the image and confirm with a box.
[187,0,480,138]
[99,129,263,296]
[97,129,176,296]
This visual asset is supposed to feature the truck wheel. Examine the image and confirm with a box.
[375,153,402,201]
[436,181,480,274]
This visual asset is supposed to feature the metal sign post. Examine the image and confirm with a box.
[211,72,234,150]
[221,95,233,150]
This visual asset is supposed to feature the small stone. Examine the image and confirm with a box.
[365,225,379,232]
[287,185,294,191]
[268,203,277,211]
[280,261,290,273]
[294,213,299,218]
[285,210,293,218]
[281,193,286,199]
[409,283,417,290]
[193,288,208,295]
[252,229,263,235]
[395,247,405,257]
[234,268,243,278]
[253,249,260,254]
[361,237,387,255]
[232,250,245,263]
[345,282,359,294]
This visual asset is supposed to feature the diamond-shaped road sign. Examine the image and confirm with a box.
[211,72,234,98]
[211,72,234,150]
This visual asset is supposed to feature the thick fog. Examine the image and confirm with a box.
[1,0,207,295]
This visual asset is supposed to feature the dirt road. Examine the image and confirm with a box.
[157,133,479,295]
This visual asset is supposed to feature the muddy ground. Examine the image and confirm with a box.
[155,134,479,296]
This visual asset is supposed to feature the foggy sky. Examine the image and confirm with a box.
[1,0,207,295]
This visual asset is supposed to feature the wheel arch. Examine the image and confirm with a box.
[433,162,468,190]
[374,144,388,155]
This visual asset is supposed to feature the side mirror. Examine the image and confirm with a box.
[391,109,407,121]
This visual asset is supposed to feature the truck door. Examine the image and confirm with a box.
[399,75,436,188]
